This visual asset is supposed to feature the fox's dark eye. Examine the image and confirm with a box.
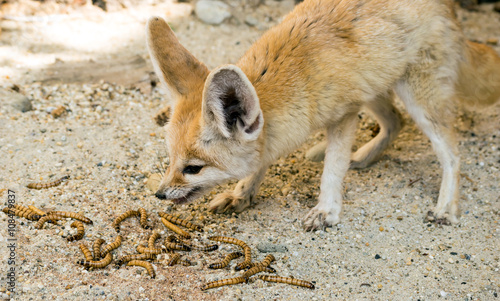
[182,165,203,175]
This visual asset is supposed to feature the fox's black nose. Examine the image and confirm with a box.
[155,191,166,200]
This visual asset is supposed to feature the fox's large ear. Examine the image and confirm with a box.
[146,17,209,103]
[202,65,264,141]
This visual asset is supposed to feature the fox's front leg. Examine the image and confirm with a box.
[304,115,358,231]
[209,166,268,214]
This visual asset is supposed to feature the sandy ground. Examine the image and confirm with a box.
[0,1,499,300]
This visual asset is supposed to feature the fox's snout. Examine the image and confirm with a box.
[154,190,167,200]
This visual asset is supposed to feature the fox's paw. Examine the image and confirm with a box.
[208,192,250,214]
[303,205,340,231]
[424,210,458,226]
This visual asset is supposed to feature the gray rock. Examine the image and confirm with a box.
[257,242,288,253]
[244,15,259,27]
[195,0,232,25]
[1,88,32,112]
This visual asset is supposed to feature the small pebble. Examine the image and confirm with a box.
[256,242,288,253]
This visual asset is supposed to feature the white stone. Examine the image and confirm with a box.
[195,0,231,25]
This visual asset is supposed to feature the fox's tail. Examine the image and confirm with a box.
[455,41,500,106]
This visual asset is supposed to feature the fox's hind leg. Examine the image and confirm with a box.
[395,76,460,224]
[351,90,403,169]
[306,91,403,167]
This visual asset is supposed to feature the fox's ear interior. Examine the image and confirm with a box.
[202,65,263,141]
[146,17,208,102]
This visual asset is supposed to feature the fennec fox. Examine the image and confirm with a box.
[148,0,500,230]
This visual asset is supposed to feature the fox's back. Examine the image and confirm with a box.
[239,0,463,110]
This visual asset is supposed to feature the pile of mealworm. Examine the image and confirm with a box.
[1,176,315,291]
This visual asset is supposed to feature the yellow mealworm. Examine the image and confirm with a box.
[246,263,276,273]
[67,221,85,241]
[27,175,70,189]
[79,243,93,262]
[100,235,122,256]
[13,204,35,216]
[208,236,248,249]
[179,259,192,266]
[34,214,63,229]
[242,254,275,276]
[235,247,252,271]
[164,239,191,251]
[138,208,151,229]
[45,211,93,224]
[167,253,180,266]
[27,205,47,216]
[175,236,217,252]
[201,277,246,291]
[158,212,203,232]
[208,236,251,270]
[77,252,113,269]
[160,217,191,239]
[258,275,315,289]
[209,252,243,269]
[137,244,163,255]
[148,232,161,248]
[165,235,178,243]
[112,210,139,232]
[127,260,156,278]
[116,253,156,266]
[3,207,41,221]
[93,238,106,260]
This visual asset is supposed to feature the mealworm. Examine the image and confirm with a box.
[79,243,93,262]
[138,208,151,229]
[158,212,203,232]
[165,235,178,243]
[27,205,47,216]
[77,252,113,269]
[160,217,191,239]
[148,232,161,248]
[3,207,41,221]
[45,211,93,224]
[242,254,275,277]
[179,259,192,266]
[209,252,243,269]
[34,214,63,229]
[93,238,106,260]
[113,210,139,232]
[67,221,85,241]
[13,204,36,216]
[167,253,180,266]
[208,236,248,249]
[258,275,315,289]
[235,247,252,271]
[137,244,163,255]
[208,236,251,270]
[245,264,276,274]
[27,175,69,189]
[244,254,275,271]
[116,253,157,266]
[164,235,191,251]
[201,277,246,291]
[127,260,156,278]
[174,236,217,252]
[100,235,122,256]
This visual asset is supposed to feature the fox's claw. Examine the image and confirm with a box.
[303,205,340,231]
[424,210,455,226]
[208,192,250,214]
